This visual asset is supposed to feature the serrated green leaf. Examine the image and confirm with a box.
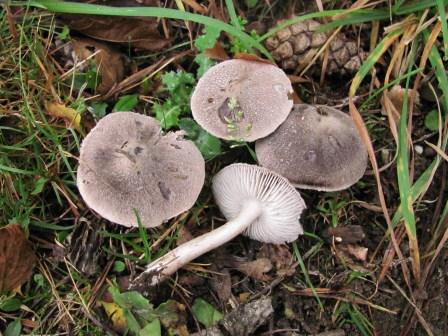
[192,298,223,327]
[424,110,439,131]
[154,103,181,130]
[194,53,216,78]
[194,26,221,52]
[113,94,139,112]
[162,71,195,92]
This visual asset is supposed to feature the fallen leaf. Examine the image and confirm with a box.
[324,225,366,244]
[0,224,37,293]
[234,257,272,281]
[71,37,125,94]
[382,85,420,122]
[204,42,229,61]
[258,244,295,276]
[209,268,232,303]
[100,301,127,333]
[258,244,293,270]
[335,244,368,263]
[59,0,170,51]
[234,53,274,65]
[192,298,223,328]
[345,244,368,261]
[45,102,82,132]
[156,300,189,336]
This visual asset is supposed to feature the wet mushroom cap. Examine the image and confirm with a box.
[77,112,205,227]
[191,59,294,142]
[212,163,305,244]
[255,104,368,191]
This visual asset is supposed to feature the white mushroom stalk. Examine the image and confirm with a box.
[131,163,305,287]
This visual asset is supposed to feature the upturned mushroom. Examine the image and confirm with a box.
[191,59,294,142]
[255,104,368,191]
[77,112,205,227]
[131,163,305,287]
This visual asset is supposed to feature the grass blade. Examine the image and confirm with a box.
[224,0,242,30]
[19,0,272,59]
[396,74,420,282]
[435,0,448,58]
[292,242,324,311]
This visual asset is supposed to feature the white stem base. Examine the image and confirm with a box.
[133,199,262,287]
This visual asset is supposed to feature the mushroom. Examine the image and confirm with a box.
[191,59,294,142]
[77,112,205,227]
[255,104,368,191]
[131,163,305,287]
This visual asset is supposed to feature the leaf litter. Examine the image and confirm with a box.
[0,225,36,293]
[3,1,448,335]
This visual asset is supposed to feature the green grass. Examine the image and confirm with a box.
[2,0,448,335]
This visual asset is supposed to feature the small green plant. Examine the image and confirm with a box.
[334,302,374,336]
[108,285,161,335]
[229,17,261,54]
[194,25,221,77]
[113,94,140,112]
[191,298,223,328]
[153,71,223,160]
[154,71,195,129]
[315,194,349,228]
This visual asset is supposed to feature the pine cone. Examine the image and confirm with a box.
[265,19,366,75]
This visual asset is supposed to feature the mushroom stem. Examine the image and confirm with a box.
[133,199,262,287]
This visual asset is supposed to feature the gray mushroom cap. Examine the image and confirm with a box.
[191,59,294,142]
[255,104,368,191]
[77,112,205,227]
[212,163,305,244]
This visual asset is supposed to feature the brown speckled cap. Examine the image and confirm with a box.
[77,112,205,227]
[191,59,293,142]
[255,104,367,191]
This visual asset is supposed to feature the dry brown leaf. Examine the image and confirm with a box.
[209,268,232,303]
[45,102,82,132]
[204,42,229,61]
[181,0,207,13]
[324,225,366,244]
[345,244,368,261]
[234,53,274,65]
[71,37,125,94]
[59,1,170,51]
[234,257,272,281]
[382,85,420,120]
[158,300,189,336]
[0,224,37,293]
[258,244,293,271]
[100,300,127,333]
